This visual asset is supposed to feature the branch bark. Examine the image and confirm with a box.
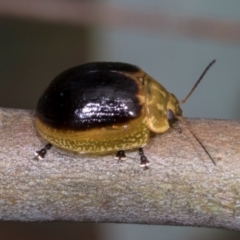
[0,107,240,230]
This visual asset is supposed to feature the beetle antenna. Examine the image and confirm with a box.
[179,60,216,104]
[176,116,216,165]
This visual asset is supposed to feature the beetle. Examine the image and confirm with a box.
[34,60,216,167]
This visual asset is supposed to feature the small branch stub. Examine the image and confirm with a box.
[0,108,240,231]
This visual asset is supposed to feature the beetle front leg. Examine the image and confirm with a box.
[139,148,150,167]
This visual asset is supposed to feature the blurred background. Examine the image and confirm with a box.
[0,0,240,239]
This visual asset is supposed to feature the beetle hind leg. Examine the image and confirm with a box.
[114,150,126,161]
[34,143,52,160]
[139,148,150,168]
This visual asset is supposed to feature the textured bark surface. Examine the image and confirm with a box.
[0,107,240,230]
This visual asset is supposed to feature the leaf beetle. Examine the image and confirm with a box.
[35,60,216,167]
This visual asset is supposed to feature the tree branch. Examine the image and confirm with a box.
[0,107,240,230]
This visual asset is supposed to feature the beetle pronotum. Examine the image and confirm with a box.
[34,60,216,167]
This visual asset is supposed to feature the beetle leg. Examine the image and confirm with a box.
[114,150,126,161]
[34,143,52,160]
[139,148,150,167]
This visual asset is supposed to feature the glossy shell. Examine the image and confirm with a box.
[35,62,182,153]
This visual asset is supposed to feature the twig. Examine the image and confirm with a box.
[0,107,240,230]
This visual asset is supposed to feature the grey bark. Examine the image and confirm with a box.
[0,107,240,230]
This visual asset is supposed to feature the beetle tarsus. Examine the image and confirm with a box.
[139,148,150,168]
[34,143,52,160]
[115,150,126,161]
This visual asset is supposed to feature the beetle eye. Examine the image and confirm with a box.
[167,109,176,123]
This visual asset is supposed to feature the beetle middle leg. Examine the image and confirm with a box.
[139,148,150,167]
[34,143,52,160]
[114,150,126,162]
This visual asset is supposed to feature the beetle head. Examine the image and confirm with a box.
[166,93,183,124]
